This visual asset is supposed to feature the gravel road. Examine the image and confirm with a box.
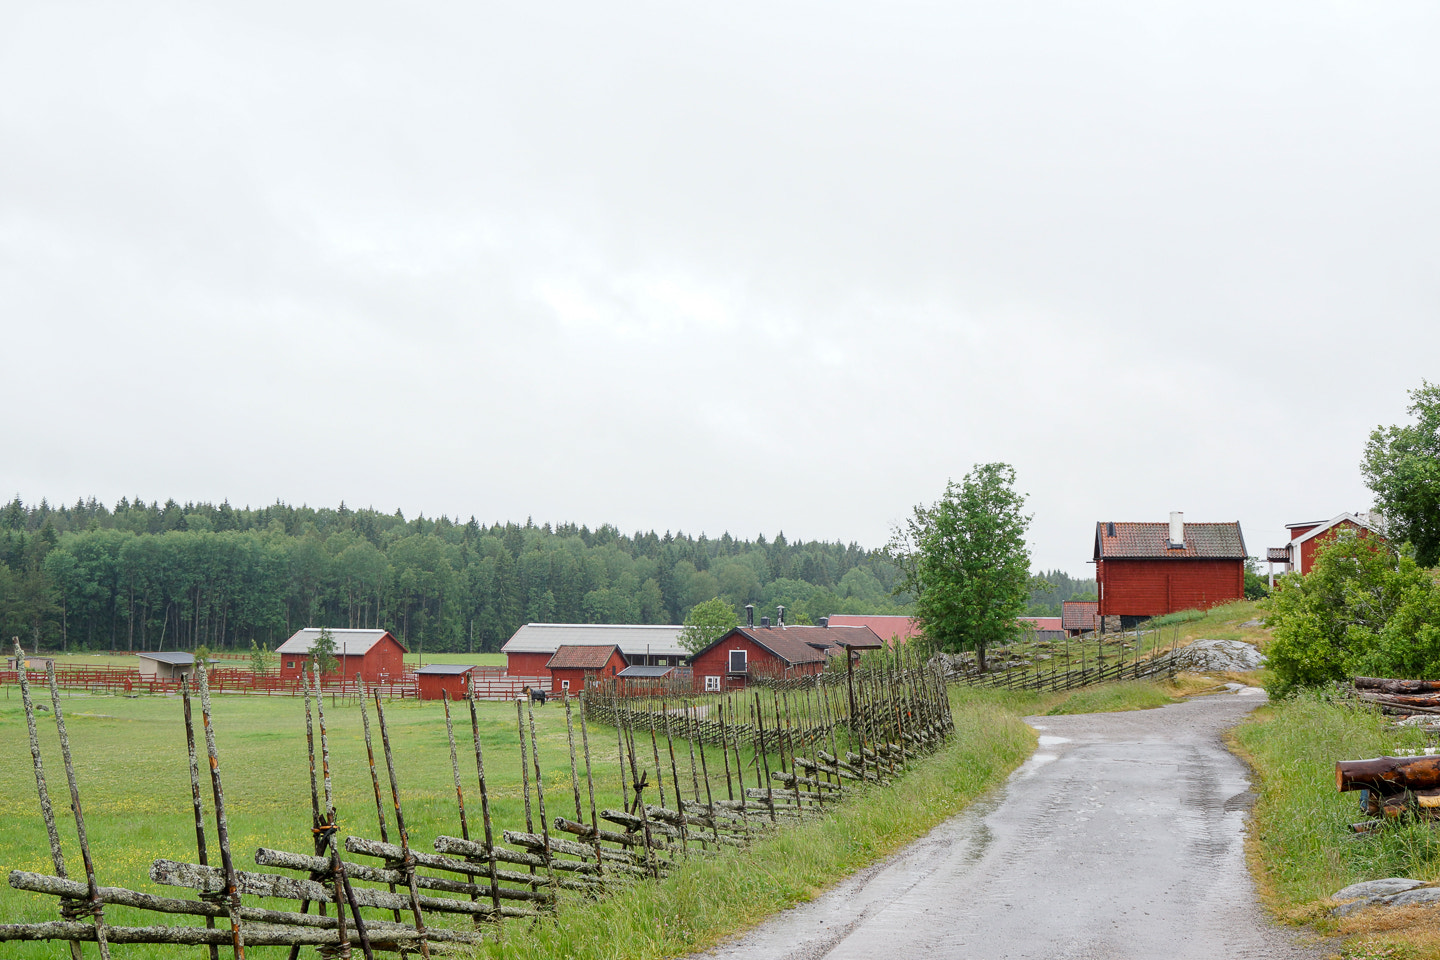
[690,690,1328,960]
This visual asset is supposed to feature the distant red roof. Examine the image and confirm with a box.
[1019,617,1063,632]
[825,615,923,646]
[1061,601,1098,631]
[546,645,624,670]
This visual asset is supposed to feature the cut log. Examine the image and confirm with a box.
[1336,755,1440,792]
[1354,678,1440,694]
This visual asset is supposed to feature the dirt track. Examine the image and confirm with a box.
[691,691,1327,960]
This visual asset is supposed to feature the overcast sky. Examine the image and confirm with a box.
[4,2,1437,575]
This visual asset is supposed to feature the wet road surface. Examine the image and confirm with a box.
[692,690,1326,960]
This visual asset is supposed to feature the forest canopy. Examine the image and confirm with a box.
[0,496,915,654]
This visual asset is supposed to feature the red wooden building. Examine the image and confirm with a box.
[688,623,882,693]
[276,628,407,683]
[1061,601,1099,637]
[501,624,686,679]
[415,663,479,700]
[1094,513,1246,628]
[546,644,627,695]
[1267,512,1387,585]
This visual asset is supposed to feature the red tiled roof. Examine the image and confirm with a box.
[1061,601,1098,631]
[546,644,624,670]
[1094,522,1246,560]
[825,615,923,646]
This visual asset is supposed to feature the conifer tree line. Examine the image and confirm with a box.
[0,496,914,654]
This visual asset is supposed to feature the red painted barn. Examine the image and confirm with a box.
[1094,513,1246,628]
[277,628,407,683]
[688,623,883,693]
[546,644,627,695]
[1267,512,1387,584]
[415,663,479,700]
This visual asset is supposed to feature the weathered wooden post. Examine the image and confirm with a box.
[15,640,85,960]
[197,665,246,959]
[464,674,503,917]
[181,678,220,960]
[357,676,404,926]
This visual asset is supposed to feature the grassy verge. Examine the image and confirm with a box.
[1235,693,1440,958]
[478,685,1040,960]
[1043,679,1177,715]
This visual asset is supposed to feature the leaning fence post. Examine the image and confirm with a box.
[182,678,221,960]
[47,662,113,960]
[197,665,246,960]
[464,674,503,918]
[373,691,432,959]
[14,640,84,960]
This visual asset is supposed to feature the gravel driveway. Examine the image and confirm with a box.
[690,690,1328,960]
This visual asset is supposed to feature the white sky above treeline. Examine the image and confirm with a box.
[3,2,1438,574]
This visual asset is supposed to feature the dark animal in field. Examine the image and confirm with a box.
[523,685,547,705]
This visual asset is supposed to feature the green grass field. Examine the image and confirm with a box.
[0,686,640,957]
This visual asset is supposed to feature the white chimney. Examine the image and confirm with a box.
[1169,511,1184,547]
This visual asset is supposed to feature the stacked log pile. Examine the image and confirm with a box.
[1337,753,1440,833]
[1342,677,1440,719]
[0,639,953,958]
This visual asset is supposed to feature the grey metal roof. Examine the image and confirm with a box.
[617,665,675,678]
[415,663,478,675]
[276,628,404,656]
[502,623,686,658]
[136,652,197,665]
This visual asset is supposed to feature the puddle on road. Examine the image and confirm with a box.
[1037,735,1071,746]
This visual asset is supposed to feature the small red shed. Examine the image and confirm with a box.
[1094,513,1246,628]
[688,623,883,693]
[1061,601,1099,637]
[277,628,407,683]
[416,663,479,700]
[546,644,627,695]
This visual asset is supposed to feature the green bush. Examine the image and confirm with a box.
[1264,531,1440,697]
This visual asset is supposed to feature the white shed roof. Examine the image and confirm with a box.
[502,623,687,658]
[276,628,402,656]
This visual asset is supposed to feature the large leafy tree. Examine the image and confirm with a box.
[1363,381,1440,565]
[1265,530,1440,697]
[678,597,739,653]
[891,463,1032,671]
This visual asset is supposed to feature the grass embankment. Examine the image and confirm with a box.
[1236,695,1440,958]
[988,599,1269,687]
[479,685,1039,960]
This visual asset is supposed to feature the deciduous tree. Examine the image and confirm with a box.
[678,597,739,653]
[890,463,1032,671]
[1363,381,1440,565]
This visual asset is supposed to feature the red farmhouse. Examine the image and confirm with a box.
[277,628,407,683]
[415,663,479,701]
[1094,513,1246,629]
[546,644,627,695]
[1267,512,1387,584]
[688,622,882,693]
